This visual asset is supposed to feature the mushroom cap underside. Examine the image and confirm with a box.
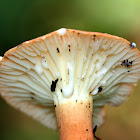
[0,28,140,129]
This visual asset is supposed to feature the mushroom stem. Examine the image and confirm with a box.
[55,96,94,140]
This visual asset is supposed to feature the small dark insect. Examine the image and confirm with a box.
[121,59,133,67]
[93,35,96,41]
[130,42,136,48]
[93,125,102,140]
[61,89,62,92]
[51,79,58,92]
[98,86,103,92]
[56,48,60,53]
[68,44,71,51]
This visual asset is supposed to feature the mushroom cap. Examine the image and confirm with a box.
[0,28,140,129]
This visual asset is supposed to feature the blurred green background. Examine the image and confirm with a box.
[0,0,140,140]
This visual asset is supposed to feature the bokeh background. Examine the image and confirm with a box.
[0,0,140,140]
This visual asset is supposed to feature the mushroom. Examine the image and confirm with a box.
[0,28,140,140]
